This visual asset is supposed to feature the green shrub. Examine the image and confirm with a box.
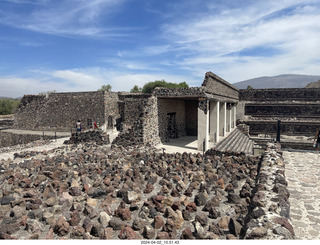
[0,98,20,115]
[141,80,189,93]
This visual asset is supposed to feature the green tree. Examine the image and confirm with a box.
[98,84,112,92]
[247,85,253,90]
[141,80,189,93]
[130,85,142,93]
[0,98,20,115]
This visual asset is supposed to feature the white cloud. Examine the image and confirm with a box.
[159,0,320,82]
[0,0,128,38]
[0,67,197,98]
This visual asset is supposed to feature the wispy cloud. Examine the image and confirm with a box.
[0,0,128,38]
[0,66,195,97]
[158,0,320,81]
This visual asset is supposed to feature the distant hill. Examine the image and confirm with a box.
[233,74,320,89]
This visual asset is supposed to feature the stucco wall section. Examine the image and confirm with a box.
[185,100,198,136]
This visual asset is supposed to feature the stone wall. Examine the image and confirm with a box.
[239,120,320,137]
[202,72,239,101]
[112,95,161,147]
[104,93,120,129]
[0,132,56,148]
[245,103,320,118]
[143,97,161,146]
[0,120,13,129]
[14,92,112,131]
[239,88,320,139]
[240,88,320,102]
[154,87,205,98]
[244,143,295,239]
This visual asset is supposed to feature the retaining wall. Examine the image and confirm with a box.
[240,88,320,102]
[245,103,320,119]
[239,120,320,137]
[0,132,56,148]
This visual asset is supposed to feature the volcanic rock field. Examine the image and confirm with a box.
[0,133,293,240]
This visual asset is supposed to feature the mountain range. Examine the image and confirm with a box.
[232,74,320,89]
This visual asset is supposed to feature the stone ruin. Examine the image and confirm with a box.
[238,88,320,150]
[1,70,318,240]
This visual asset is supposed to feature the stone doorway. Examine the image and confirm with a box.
[107,116,113,129]
[167,112,178,139]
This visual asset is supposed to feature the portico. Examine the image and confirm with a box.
[154,71,239,152]
[197,72,239,151]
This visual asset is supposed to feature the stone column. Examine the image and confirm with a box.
[219,102,226,137]
[198,99,209,151]
[226,104,231,133]
[210,101,219,143]
[233,105,237,129]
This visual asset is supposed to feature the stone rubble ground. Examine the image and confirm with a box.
[0,133,263,240]
[283,150,320,239]
[0,132,319,240]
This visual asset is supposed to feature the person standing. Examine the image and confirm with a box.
[76,120,82,134]
[314,127,320,151]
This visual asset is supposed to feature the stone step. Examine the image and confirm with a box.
[214,128,254,155]
[223,130,243,152]
[216,129,240,151]
[235,132,248,153]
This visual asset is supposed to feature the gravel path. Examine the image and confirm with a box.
[283,150,320,239]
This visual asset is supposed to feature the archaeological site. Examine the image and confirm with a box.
[0,71,319,240]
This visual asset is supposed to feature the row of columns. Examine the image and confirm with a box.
[197,100,237,151]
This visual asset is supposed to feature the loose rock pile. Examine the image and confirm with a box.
[0,142,263,240]
[64,130,110,145]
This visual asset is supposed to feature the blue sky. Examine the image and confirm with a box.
[1,0,320,97]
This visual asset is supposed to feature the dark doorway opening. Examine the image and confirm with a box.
[167,112,178,139]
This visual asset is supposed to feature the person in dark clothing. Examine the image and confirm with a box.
[314,128,320,151]
[76,120,82,134]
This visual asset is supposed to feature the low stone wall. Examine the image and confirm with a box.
[244,103,320,119]
[0,132,56,148]
[240,88,320,102]
[244,143,295,239]
[239,120,320,136]
[0,118,14,129]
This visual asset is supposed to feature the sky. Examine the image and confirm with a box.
[0,0,320,98]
